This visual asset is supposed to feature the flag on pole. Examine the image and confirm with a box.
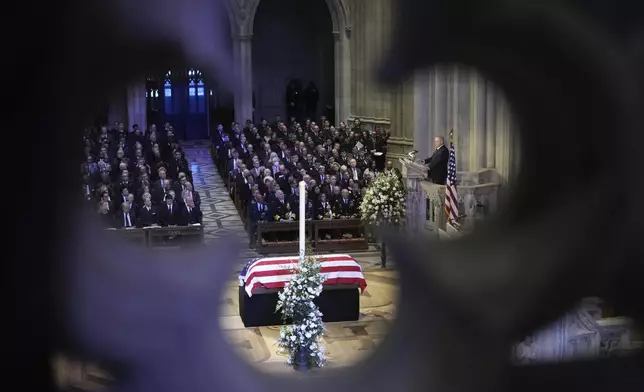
[445,130,459,223]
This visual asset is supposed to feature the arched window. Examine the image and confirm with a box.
[146,74,160,112]
[187,69,206,113]
[164,71,175,114]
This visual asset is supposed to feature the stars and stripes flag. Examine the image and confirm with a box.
[239,254,367,297]
[445,130,459,223]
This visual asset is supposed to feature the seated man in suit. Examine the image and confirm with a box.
[423,136,449,185]
[333,188,358,238]
[182,182,201,207]
[97,201,113,227]
[138,198,158,227]
[270,190,294,241]
[333,188,358,220]
[159,194,179,226]
[178,198,202,226]
[117,202,136,229]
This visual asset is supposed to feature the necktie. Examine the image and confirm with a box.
[259,203,263,211]
[188,207,191,214]
[168,205,171,213]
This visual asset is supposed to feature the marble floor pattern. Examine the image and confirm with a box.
[179,140,400,373]
[181,139,260,262]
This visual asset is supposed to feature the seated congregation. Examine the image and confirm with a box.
[212,115,398,252]
[81,122,204,246]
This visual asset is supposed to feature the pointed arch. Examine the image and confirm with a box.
[244,0,349,36]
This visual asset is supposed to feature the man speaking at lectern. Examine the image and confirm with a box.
[424,136,449,185]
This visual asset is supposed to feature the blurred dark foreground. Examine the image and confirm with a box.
[9,0,644,391]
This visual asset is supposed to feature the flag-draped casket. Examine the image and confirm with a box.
[239,254,368,297]
[238,254,367,327]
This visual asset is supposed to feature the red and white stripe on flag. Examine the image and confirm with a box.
[241,254,367,297]
[445,130,459,223]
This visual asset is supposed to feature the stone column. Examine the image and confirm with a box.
[495,97,512,179]
[233,34,253,125]
[349,0,393,126]
[333,30,351,125]
[469,70,487,170]
[126,82,147,132]
[413,70,431,159]
[485,81,497,168]
[432,68,448,140]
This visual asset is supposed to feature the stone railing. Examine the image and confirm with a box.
[421,168,502,235]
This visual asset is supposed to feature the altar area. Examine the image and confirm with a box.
[219,252,398,373]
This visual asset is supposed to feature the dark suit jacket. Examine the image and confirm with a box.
[185,190,201,207]
[424,145,449,185]
[177,205,202,226]
[250,201,269,223]
[138,205,158,227]
[117,211,137,228]
[159,203,179,226]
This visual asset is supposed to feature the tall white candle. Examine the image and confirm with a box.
[298,181,306,262]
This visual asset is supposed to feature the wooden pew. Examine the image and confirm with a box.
[147,225,205,248]
[105,228,148,246]
[313,219,369,252]
[256,219,368,254]
[256,221,314,255]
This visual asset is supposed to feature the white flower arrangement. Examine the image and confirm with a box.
[275,254,327,368]
[359,171,406,226]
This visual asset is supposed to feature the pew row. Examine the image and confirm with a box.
[256,219,368,255]
[105,225,205,248]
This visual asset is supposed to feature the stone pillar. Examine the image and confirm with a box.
[349,0,393,126]
[469,70,487,170]
[333,30,351,125]
[495,97,512,179]
[413,70,431,159]
[233,34,253,126]
[126,82,147,132]
[433,68,448,140]
[485,81,497,168]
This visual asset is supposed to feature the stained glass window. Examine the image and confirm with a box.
[146,73,161,113]
[164,71,175,114]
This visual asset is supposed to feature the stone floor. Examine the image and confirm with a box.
[56,141,400,390]
[182,140,400,372]
[181,139,260,261]
[219,255,398,373]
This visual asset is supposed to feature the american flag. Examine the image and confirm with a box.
[445,130,459,223]
[239,254,367,297]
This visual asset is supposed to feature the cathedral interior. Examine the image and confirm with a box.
[11,0,644,391]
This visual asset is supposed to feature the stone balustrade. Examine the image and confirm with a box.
[420,168,502,236]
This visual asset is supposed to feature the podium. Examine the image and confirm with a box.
[399,158,428,232]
